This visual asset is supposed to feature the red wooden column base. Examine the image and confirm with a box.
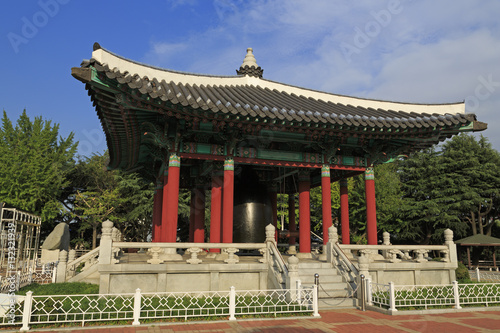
[222,158,234,243]
[298,171,311,254]
[339,178,350,244]
[210,172,223,253]
[365,167,378,245]
[321,165,333,245]
[193,187,205,243]
[165,153,181,243]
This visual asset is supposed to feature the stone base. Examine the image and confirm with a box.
[159,248,183,261]
[205,252,218,259]
[215,252,228,261]
[287,245,297,255]
[40,249,59,264]
[318,245,327,261]
[296,252,313,259]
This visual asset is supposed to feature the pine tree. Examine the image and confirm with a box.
[0,110,77,231]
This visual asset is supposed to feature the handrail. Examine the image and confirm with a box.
[310,231,323,242]
[333,242,358,275]
[267,241,288,275]
[339,244,447,251]
[112,242,265,250]
[66,246,100,270]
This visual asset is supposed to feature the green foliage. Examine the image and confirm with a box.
[0,110,77,230]
[441,134,500,236]
[71,152,156,247]
[397,148,464,244]
[17,282,99,295]
[456,262,471,283]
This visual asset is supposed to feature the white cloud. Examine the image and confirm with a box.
[144,0,500,147]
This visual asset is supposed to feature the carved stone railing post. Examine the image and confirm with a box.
[265,224,276,244]
[99,220,114,265]
[186,247,202,264]
[265,224,276,264]
[224,248,239,264]
[258,247,267,263]
[357,253,370,302]
[415,249,429,263]
[68,249,76,262]
[67,249,76,278]
[444,229,457,263]
[444,228,457,281]
[147,247,164,264]
[382,232,391,259]
[387,249,401,263]
[326,226,337,263]
[286,256,299,301]
[358,250,371,278]
[56,250,68,283]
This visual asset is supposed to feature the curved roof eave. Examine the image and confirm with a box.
[92,45,465,116]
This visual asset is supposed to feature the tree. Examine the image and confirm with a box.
[72,153,122,249]
[71,153,158,247]
[440,134,500,236]
[397,149,464,244]
[0,110,77,231]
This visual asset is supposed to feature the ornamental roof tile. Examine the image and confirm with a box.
[71,44,488,172]
[72,44,487,132]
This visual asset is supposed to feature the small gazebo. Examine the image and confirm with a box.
[455,234,500,270]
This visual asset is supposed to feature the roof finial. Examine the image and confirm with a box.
[237,48,263,78]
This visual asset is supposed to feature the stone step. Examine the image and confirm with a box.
[298,273,344,284]
[297,262,332,269]
[318,288,351,298]
[318,297,358,309]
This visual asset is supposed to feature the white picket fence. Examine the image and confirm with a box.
[0,264,56,293]
[469,268,500,282]
[368,280,500,311]
[1,285,319,330]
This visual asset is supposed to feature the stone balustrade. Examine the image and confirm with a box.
[327,226,458,286]
[96,220,281,266]
[111,241,267,265]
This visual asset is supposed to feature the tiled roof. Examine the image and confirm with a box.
[71,44,487,174]
[72,44,486,133]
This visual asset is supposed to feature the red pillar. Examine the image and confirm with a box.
[222,158,234,243]
[298,171,311,254]
[193,188,205,243]
[321,165,332,245]
[165,153,181,243]
[152,181,163,242]
[340,178,350,244]
[288,195,296,246]
[210,172,223,252]
[365,167,378,245]
[160,169,169,242]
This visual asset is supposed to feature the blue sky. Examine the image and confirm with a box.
[1,0,499,156]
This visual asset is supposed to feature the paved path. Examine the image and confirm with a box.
[23,309,500,332]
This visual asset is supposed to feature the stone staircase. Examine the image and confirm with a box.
[298,260,358,309]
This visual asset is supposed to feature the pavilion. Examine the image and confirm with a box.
[72,43,487,256]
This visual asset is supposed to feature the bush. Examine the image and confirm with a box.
[456,262,471,283]
[17,282,99,296]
